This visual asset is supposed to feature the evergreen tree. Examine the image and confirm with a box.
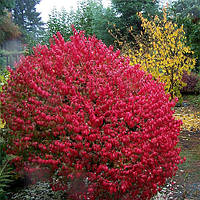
[170,0,200,72]
[0,0,15,16]
[12,0,43,34]
[44,0,115,46]
[74,0,115,45]
[44,7,73,43]
[110,0,160,43]
[88,0,116,46]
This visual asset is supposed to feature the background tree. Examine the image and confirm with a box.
[12,0,43,34]
[110,0,160,44]
[0,12,21,44]
[43,0,115,46]
[74,0,95,36]
[169,0,200,72]
[11,0,44,54]
[0,0,15,16]
[44,7,74,43]
[74,0,115,45]
[0,12,21,69]
[90,1,116,46]
[128,10,196,99]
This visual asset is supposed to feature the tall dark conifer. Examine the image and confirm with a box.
[12,0,43,34]
[170,0,200,72]
[0,0,15,16]
[111,0,160,43]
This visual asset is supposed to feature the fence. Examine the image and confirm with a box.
[0,39,24,69]
[0,52,23,69]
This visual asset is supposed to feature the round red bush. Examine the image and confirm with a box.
[0,28,183,200]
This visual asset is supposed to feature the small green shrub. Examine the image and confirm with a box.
[0,70,9,92]
[0,137,15,199]
[0,69,13,198]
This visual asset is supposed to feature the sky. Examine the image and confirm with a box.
[36,0,172,23]
[36,0,111,23]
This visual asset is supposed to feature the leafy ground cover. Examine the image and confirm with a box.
[174,104,200,132]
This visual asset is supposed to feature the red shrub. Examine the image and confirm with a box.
[0,28,183,200]
[181,71,200,94]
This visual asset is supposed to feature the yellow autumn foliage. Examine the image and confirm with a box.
[127,10,196,99]
[0,119,5,129]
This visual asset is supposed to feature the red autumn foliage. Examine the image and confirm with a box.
[0,12,21,44]
[181,71,200,94]
[0,28,183,200]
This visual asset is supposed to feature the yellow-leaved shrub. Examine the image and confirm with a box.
[127,10,196,99]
